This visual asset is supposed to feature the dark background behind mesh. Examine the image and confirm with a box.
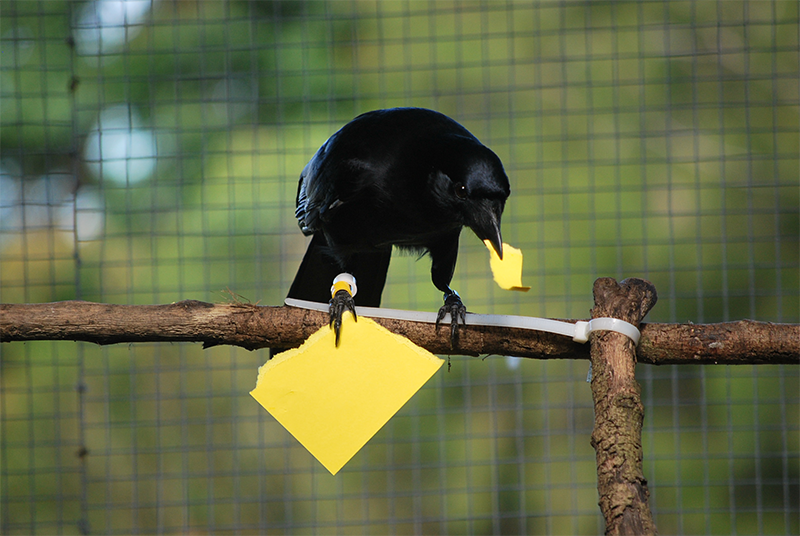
[1,1,797,534]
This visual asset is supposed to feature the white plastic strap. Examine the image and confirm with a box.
[572,318,641,345]
[285,298,641,346]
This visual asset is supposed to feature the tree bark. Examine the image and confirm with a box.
[1,292,798,535]
[0,300,798,364]
[589,278,658,535]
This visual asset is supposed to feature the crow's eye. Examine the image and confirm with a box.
[454,182,468,199]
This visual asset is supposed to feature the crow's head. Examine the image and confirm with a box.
[430,138,510,258]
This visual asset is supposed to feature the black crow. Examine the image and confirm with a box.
[287,107,510,347]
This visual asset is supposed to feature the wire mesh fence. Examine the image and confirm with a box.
[1,1,797,534]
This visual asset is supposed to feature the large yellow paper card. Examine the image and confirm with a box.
[250,313,444,475]
[485,240,531,291]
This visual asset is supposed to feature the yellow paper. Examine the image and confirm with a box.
[250,313,444,475]
[485,240,531,292]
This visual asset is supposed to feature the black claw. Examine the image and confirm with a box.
[329,289,357,346]
[435,293,467,349]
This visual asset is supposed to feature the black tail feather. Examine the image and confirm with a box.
[287,233,391,307]
[286,234,344,304]
[271,234,391,358]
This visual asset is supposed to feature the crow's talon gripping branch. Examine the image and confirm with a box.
[435,292,467,349]
[329,289,357,346]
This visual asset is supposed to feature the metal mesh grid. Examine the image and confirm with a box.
[1,1,797,534]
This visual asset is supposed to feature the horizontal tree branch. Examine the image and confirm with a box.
[1,300,798,365]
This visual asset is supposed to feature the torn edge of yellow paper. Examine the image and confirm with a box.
[485,239,531,292]
[250,313,444,475]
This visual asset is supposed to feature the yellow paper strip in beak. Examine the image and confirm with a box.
[250,313,444,475]
[484,240,531,292]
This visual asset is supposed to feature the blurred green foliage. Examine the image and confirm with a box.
[1,1,797,534]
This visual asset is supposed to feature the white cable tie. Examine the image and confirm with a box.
[285,298,641,345]
[583,317,641,345]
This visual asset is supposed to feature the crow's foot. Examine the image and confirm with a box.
[435,292,466,349]
[329,289,357,346]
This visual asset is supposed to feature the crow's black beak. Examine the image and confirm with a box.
[469,201,504,260]
[484,224,503,260]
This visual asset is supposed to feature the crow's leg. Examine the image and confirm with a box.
[435,289,467,349]
[429,229,466,349]
[329,273,358,346]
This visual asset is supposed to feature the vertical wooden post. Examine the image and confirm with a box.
[589,277,658,535]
